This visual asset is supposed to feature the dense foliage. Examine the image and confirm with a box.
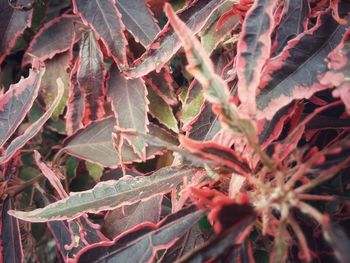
[1,0,350,262]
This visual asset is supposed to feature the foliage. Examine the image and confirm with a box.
[1,0,350,262]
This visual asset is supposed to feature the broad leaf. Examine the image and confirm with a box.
[0,1,32,63]
[116,0,160,46]
[1,198,23,263]
[77,31,105,123]
[107,64,149,158]
[8,166,198,222]
[257,10,350,119]
[0,78,64,164]
[73,0,127,66]
[236,0,278,115]
[75,206,204,262]
[103,195,162,238]
[126,0,226,78]
[0,67,44,148]
[25,15,78,62]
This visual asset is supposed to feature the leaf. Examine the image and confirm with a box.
[41,51,70,120]
[65,59,84,135]
[199,2,239,54]
[74,206,204,262]
[236,0,278,115]
[272,0,310,56]
[73,0,127,66]
[116,0,160,46]
[25,15,78,62]
[107,64,149,158]
[0,1,32,63]
[8,166,197,222]
[257,10,350,119]
[103,195,162,239]
[147,86,178,133]
[60,117,177,167]
[77,31,105,123]
[125,0,226,78]
[0,67,45,148]
[1,198,23,263]
[0,78,64,164]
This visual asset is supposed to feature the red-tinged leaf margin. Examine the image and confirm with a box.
[125,0,226,78]
[0,67,45,148]
[0,78,64,164]
[73,205,204,263]
[77,31,106,124]
[179,135,251,175]
[24,14,79,63]
[73,0,128,67]
[236,0,279,116]
[65,58,84,135]
[0,2,32,64]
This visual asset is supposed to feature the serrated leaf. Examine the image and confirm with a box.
[77,31,105,123]
[116,0,160,46]
[107,64,149,158]
[25,15,78,62]
[257,10,350,119]
[147,86,178,133]
[126,0,226,78]
[60,117,177,167]
[0,68,44,148]
[236,0,278,115]
[75,206,203,262]
[8,166,197,222]
[0,78,64,164]
[73,0,127,66]
[41,52,70,120]
[0,1,32,63]
[1,198,23,263]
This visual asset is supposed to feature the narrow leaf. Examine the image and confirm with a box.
[107,64,149,158]
[8,166,197,222]
[73,0,127,66]
[0,67,45,148]
[126,0,226,78]
[116,0,160,46]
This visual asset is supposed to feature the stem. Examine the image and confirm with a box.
[298,201,324,224]
[288,216,312,262]
[298,194,335,202]
[7,175,44,197]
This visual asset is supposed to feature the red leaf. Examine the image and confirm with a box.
[236,0,279,115]
[73,0,127,67]
[77,31,105,123]
[0,1,32,64]
[0,67,44,148]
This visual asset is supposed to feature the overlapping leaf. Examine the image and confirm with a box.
[8,166,198,222]
[73,0,127,66]
[126,0,226,78]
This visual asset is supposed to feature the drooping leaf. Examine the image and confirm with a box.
[257,10,350,119]
[236,0,278,115]
[74,206,204,262]
[272,0,310,56]
[65,58,84,135]
[0,67,45,148]
[0,78,64,164]
[8,166,197,222]
[116,0,160,46]
[73,0,127,67]
[0,1,32,63]
[147,86,178,133]
[103,195,162,238]
[60,117,177,167]
[1,198,23,263]
[25,15,78,63]
[77,31,105,123]
[41,51,70,120]
[125,0,226,78]
[107,64,149,159]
